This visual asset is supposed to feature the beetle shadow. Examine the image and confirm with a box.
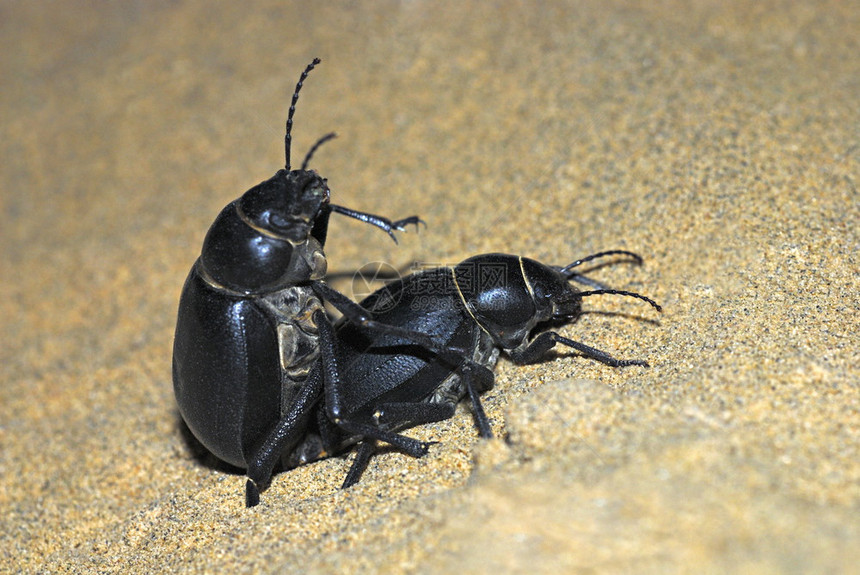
[324,260,416,282]
[580,309,663,326]
[174,411,245,475]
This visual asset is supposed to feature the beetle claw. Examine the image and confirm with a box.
[391,216,425,232]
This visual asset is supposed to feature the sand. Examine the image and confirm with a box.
[2,1,857,572]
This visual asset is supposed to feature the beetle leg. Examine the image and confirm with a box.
[310,204,333,246]
[460,362,495,438]
[374,402,456,427]
[315,308,433,458]
[245,368,325,507]
[330,204,424,244]
[311,281,465,357]
[341,440,376,489]
[509,331,649,368]
[341,400,457,489]
[326,418,433,458]
[373,362,494,438]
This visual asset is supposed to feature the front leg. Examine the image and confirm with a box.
[330,204,424,244]
[310,203,333,246]
[460,362,495,438]
[245,368,324,507]
[509,331,649,367]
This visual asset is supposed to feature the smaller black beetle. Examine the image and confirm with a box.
[252,250,662,491]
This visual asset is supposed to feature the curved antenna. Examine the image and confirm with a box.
[561,250,643,276]
[578,289,662,312]
[285,57,322,171]
[301,132,337,170]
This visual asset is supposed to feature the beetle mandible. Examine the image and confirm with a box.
[172,59,439,507]
[253,250,662,489]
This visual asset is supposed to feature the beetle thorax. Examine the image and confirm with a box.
[199,193,328,295]
[455,254,539,350]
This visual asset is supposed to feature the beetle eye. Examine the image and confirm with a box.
[270,213,289,229]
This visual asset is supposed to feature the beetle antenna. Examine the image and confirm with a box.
[578,289,662,312]
[301,132,337,170]
[561,250,643,275]
[285,57,322,171]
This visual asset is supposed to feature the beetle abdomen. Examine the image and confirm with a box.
[172,264,282,468]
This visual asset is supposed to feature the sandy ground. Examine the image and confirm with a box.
[2,1,857,572]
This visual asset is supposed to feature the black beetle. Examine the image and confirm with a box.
[253,250,662,490]
[172,59,439,507]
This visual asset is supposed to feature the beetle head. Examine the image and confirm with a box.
[520,257,583,321]
[239,169,330,244]
[197,59,335,295]
[238,57,334,244]
[456,254,586,350]
[455,254,538,349]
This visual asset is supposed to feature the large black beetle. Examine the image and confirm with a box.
[255,250,662,492]
[172,59,435,507]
